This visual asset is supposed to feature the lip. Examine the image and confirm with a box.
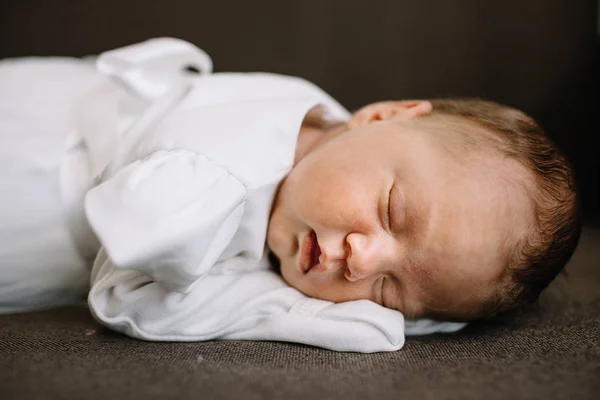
[298,230,321,274]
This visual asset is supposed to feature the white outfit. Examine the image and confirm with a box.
[0,38,465,352]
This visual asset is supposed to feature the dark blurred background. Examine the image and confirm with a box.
[1,0,598,221]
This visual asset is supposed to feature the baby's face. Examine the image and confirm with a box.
[267,102,532,320]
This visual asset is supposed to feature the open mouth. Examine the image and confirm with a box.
[298,230,321,274]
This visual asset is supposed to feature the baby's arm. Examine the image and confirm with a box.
[85,149,406,352]
[86,149,245,293]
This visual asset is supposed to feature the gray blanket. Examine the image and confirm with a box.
[1,228,598,400]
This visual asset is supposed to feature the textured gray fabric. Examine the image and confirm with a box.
[1,228,598,400]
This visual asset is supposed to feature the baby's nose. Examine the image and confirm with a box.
[344,233,384,281]
[317,240,346,272]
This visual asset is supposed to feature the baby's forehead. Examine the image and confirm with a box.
[421,120,535,191]
[414,115,511,160]
[401,147,533,319]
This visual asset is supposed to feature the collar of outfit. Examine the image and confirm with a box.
[64,38,465,352]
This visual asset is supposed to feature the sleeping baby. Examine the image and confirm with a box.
[0,38,580,352]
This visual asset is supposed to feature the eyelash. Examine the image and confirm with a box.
[386,185,393,230]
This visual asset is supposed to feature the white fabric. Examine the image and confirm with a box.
[0,38,466,352]
[0,57,102,312]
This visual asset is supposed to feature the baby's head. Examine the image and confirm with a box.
[267,99,580,321]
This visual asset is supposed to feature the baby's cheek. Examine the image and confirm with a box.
[278,259,296,287]
[265,217,283,256]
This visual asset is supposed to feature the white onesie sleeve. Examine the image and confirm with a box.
[85,149,246,293]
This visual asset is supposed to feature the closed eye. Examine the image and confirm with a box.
[384,183,394,231]
[388,183,407,232]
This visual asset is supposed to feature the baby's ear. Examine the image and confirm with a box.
[348,100,432,129]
